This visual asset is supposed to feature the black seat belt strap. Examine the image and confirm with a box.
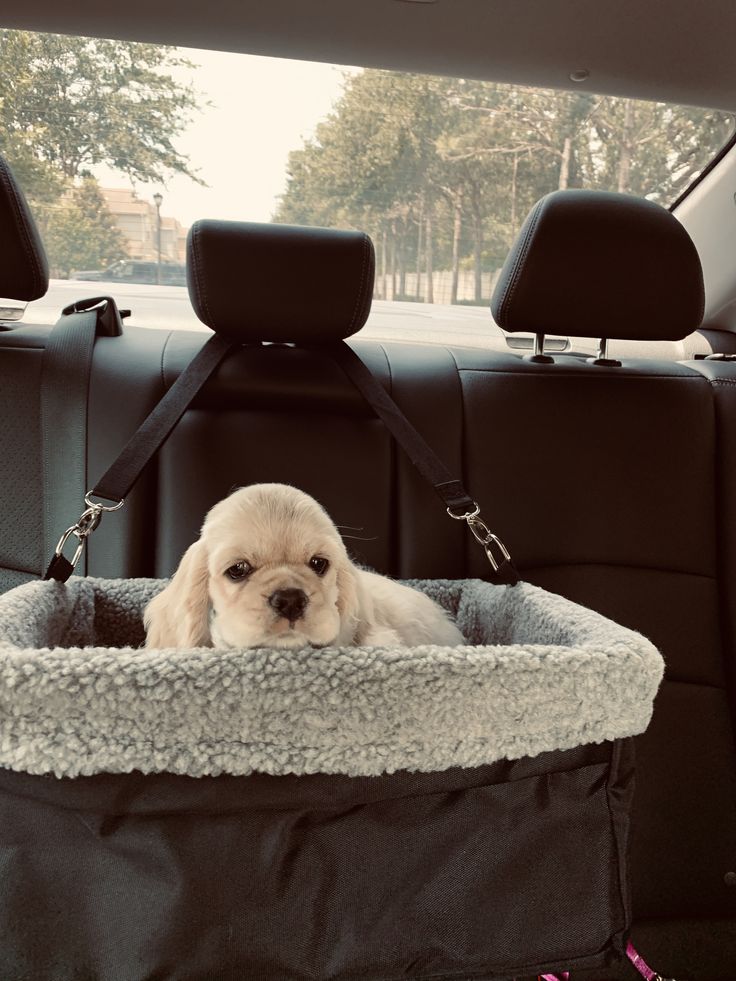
[326,341,519,586]
[326,341,477,514]
[41,307,99,578]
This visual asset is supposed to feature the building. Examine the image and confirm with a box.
[100,188,188,264]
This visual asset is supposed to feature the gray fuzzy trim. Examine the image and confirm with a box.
[0,576,663,778]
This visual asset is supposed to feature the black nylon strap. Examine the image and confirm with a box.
[43,332,234,583]
[324,341,477,515]
[325,341,520,585]
[41,308,98,577]
[93,333,234,502]
[43,553,75,583]
[43,326,517,586]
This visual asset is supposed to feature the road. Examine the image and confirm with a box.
[16,279,548,352]
[16,278,617,355]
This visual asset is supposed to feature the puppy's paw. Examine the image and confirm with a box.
[357,624,404,648]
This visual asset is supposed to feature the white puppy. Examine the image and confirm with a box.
[144,483,464,650]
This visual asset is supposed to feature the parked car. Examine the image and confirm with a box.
[1,3,736,980]
[71,259,187,286]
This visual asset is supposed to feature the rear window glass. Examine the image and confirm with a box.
[3,28,733,340]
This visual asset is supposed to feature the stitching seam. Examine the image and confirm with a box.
[191,225,215,329]
[349,235,370,332]
[499,198,544,325]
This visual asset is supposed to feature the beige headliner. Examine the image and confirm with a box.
[2,0,736,111]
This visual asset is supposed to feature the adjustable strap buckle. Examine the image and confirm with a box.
[46,493,124,581]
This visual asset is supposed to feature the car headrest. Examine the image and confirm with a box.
[491,189,704,342]
[187,220,375,343]
[0,155,49,302]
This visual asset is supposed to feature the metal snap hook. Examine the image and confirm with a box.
[52,525,87,571]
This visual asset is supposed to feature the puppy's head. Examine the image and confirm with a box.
[144,484,361,649]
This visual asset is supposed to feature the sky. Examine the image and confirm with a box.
[96,47,357,231]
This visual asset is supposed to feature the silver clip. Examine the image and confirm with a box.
[52,525,88,571]
[468,515,512,572]
[51,492,125,572]
[83,492,124,513]
[446,502,480,521]
[446,503,512,573]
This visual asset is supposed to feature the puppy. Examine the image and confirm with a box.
[144,483,464,650]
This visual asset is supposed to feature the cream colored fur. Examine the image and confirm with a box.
[144,484,464,650]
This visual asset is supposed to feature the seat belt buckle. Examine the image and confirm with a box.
[62,296,126,336]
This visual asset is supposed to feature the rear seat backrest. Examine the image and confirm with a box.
[486,190,736,972]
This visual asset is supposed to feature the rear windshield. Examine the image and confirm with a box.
[3,28,733,333]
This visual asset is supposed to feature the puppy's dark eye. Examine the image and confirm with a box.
[309,556,329,576]
[225,561,252,582]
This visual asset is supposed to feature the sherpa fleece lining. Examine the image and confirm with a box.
[0,577,663,779]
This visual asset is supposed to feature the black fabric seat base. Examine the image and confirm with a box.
[0,741,633,980]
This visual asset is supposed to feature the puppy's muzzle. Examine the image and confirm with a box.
[268,588,308,623]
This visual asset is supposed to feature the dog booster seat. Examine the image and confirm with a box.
[0,573,661,979]
[0,199,693,978]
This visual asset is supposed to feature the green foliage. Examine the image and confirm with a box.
[0,30,204,277]
[0,30,203,192]
[275,69,734,303]
[36,177,128,278]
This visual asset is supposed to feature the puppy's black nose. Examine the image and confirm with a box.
[268,588,308,622]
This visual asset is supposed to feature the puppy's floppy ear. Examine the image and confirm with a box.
[144,540,212,648]
[334,556,366,645]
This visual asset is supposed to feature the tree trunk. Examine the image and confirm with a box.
[510,152,519,239]
[389,221,397,301]
[398,221,406,300]
[450,190,463,305]
[425,206,434,305]
[559,136,572,189]
[473,198,483,304]
[617,99,633,193]
[381,226,388,300]
[415,196,424,300]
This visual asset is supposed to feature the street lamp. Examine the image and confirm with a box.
[153,192,163,285]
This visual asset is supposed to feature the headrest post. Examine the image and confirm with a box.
[526,332,554,365]
[587,337,622,368]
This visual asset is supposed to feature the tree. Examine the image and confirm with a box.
[586,98,734,202]
[275,67,734,305]
[0,30,203,201]
[38,177,127,278]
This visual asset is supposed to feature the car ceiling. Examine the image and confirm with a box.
[2,0,736,112]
